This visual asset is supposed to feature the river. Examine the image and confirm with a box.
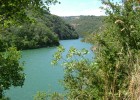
[6,38,93,100]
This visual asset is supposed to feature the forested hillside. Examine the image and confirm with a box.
[62,16,105,36]
[0,7,79,50]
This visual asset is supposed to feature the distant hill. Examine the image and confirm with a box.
[62,16,105,37]
[48,15,79,40]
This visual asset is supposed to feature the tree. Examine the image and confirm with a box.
[0,0,59,99]
[0,0,59,25]
[0,47,24,99]
[87,0,140,99]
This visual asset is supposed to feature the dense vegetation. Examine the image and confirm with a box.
[0,0,41,99]
[0,8,79,50]
[52,0,140,100]
[62,16,105,37]
[0,0,79,99]
[3,11,79,50]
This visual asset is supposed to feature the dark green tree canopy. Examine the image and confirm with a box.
[0,0,59,24]
[0,0,60,99]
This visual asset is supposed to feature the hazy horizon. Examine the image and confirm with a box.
[49,0,105,16]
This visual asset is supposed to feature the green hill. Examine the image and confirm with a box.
[0,9,79,50]
[62,16,105,37]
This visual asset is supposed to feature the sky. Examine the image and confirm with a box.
[49,0,105,16]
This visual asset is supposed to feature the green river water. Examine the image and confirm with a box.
[6,38,93,100]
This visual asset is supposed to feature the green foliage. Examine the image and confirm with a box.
[8,22,59,50]
[51,16,79,39]
[0,6,79,50]
[87,0,140,99]
[0,0,59,25]
[52,0,140,100]
[52,46,103,100]
[0,47,24,98]
[62,16,105,37]
[34,91,64,100]
[0,0,61,99]
[34,91,48,100]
